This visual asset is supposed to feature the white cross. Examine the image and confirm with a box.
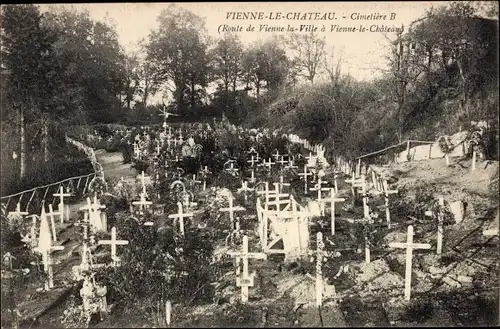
[389,225,431,300]
[309,177,330,211]
[298,165,313,194]
[248,169,256,184]
[168,202,193,236]
[321,188,345,235]
[39,244,65,290]
[382,180,398,229]
[285,159,298,170]
[199,166,211,190]
[53,186,72,223]
[237,181,254,204]
[132,192,153,215]
[278,175,290,192]
[220,195,245,238]
[307,232,329,307]
[158,107,179,121]
[227,235,267,303]
[259,158,275,171]
[272,150,281,161]
[247,155,259,167]
[277,156,288,166]
[8,202,28,219]
[225,161,239,176]
[47,204,60,242]
[351,216,374,264]
[424,197,445,255]
[98,226,129,267]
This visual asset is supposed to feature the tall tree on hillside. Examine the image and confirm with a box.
[42,7,126,124]
[210,34,243,111]
[138,39,161,106]
[241,38,290,98]
[260,37,291,92]
[147,4,209,112]
[410,2,487,121]
[287,32,326,84]
[1,4,53,173]
[123,53,141,110]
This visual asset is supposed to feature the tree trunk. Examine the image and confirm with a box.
[191,80,196,110]
[43,118,49,163]
[456,58,468,120]
[143,84,149,106]
[19,105,26,179]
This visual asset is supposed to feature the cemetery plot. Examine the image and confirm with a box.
[1,121,498,328]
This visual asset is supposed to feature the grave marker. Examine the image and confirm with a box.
[227,235,267,303]
[98,226,129,267]
[53,186,72,223]
[168,202,193,236]
[321,188,345,235]
[389,225,431,301]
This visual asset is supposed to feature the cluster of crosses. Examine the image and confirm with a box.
[3,117,481,328]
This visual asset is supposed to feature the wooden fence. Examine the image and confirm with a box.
[0,136,102,215]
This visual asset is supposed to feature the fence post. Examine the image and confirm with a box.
[406,140,411,161]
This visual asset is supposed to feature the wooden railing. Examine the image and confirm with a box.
[0,136,102,215]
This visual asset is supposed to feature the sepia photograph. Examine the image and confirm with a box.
[0,1,498,328]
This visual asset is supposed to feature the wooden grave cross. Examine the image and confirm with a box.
[344,173,360,197]
[39,244,65,290]
[132,192,153,216]
[225,160,239,176]
[98,226,129,267]
[298,165,313,194]
[306,232,330,307]
[309,177,330,213]
[248,168,257,184]
[7,202,28,227]
[47,204,61,242]
[277,156,288,166]
[285,158,298,170]
[247,155,259,167]
[220,195,246,240]
[53,186,72,223]
[237,181,255,204]
[199,165,211,190]
[321,188,345,235]
[272,150,281,161]
[389,225,431,301]
[382,180,398,229]
[168,202,193,236]
[424,197,445,255]
[227,235,267,303]
[24,214,39,248]
[260,158,275,171]
[351,215,374,264]
[278,174,291,192]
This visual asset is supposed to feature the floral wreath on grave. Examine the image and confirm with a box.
[428,198,454,226]
[464,128,485,156]
[437,135,454,154]
[88,176,108,196]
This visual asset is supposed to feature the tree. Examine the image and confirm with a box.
[1,4,53,172]
[287,32,326,84]
[210,34,243,111]
[123,53,141,111]
[147,4,209,113]
[241,38,290,98]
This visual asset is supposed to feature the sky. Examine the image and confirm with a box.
[39,1,448,83]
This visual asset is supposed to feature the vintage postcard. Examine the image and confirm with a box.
[1,2,498,328]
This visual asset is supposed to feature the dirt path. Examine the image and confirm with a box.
[95,149,138,184]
